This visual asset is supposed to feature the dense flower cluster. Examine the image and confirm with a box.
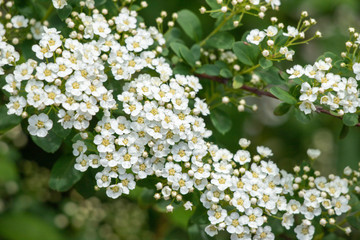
[3,8,168,137]
[75,72,211,199]
[287,59,360,115]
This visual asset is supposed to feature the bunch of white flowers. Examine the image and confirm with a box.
[3,8,168,138]
[288,59,360,115]
[246,15,319,61]
[75,72,211,199]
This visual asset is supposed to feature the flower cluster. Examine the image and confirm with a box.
[74,72,210,199]
[288,59,360,115]
[3,8,168,138]
[52,0,95,9]
[246,13,320,61]
[0,1,45,44]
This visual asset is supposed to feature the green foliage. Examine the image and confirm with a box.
[347,215,360,230]
[56,5,72,20]
[274,103,292,116]
[342,113,359,127]
[255,67,284,85]
[232,75,244,89]
[48,155,84,192]
[195,64,220,76]
[0,106,22,134]
[210,108,232,135]
[177,10,203,42]
[270,87,298,105]
[0,213,63,240]
[207,32,235,50]
[233,41,260,66]
[170,42,196,67]
[259,58,273,69]
[31,131,63,153]
[206,0,221,9]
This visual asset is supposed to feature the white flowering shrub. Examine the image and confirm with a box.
[0,0,359,239]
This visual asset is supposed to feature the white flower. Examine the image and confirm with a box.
[52,0,68,9]
[265,26,278,37]
[294,223,315,240]
[11,15,29,28]
[240,207,264,228]
[208,207,228,224]
[184,201,193,210]
[254,226,274,240]
[257,146,273,158]
[106,184,123,199]
[299,101,316,115]
[194,98,210,116]
[300,82,319,102]
[6,96,26,116]
[287,65,304,79]
[281,213,294,230]
[205,225,218,237]
[72,140,87,156]
[225,212,242,234]
[246,29,266,45]
[239,138,251,148]
[283,26,299,38]
[234,150,251,165]
[27,113,53,137]
[74,154,89,172]
[307,149,321,159]
[332,196,351,215]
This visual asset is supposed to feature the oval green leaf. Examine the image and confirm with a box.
[49,155,84,192]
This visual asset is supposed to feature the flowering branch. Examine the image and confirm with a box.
[195,73,360,127]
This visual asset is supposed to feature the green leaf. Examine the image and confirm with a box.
[31,130,63,153]
[195,64,220,76]
[207,32,234,50]
[270,87,297,105]
[294,108,311,123]
[49,155,84,192]
[233,75,244,89]
[56,4,72,21]
[255,67,283,85]
[170,42,195,67]
[347,215,360,230]
[0,106,22,134]
[342,113,359,127]
[138,188,157,207]
[74,169,96,198]
[49,112,71,139]
[259,58,273,69]
[165,27,183,44]
[274,103,292,116]
[173,63,192,75]
[220,68,232,78]
[177,10,202,42]
[233,41,260,66]
[95,0,107,7]
[191,44,201,61]
[206,0,221,9]
[210,109,232,135]
[0,213,63,240]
